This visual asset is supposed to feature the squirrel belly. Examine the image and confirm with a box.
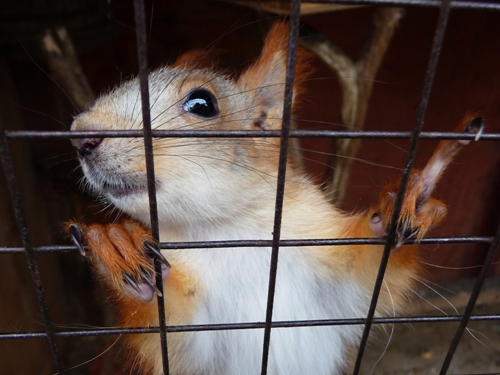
[151,184,381,375]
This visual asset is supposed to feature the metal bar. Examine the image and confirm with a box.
[5,129,500,140]
[0,0,496,12]
[237,0,500,11]
[2,313,499,340]
[352,0,452,373]
[132,0,169,373]
[159,236,494,248]
[0,236,493,253]
[261,1,301,373]
[438,219,500,374]
[0,121,64,373]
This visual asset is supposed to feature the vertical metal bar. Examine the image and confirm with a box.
[351,0,452,373]
[132,0,170,373]
[438,219,500,375]
[260,1,301,374]
[0,121,64,373]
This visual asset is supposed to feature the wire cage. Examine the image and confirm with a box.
[0,0,500,374]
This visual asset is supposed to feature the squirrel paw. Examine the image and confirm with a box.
[369,115,484,248]
[369,174,447,248]
[68,221,170,301]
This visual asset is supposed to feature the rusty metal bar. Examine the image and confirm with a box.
[438,219,500,374]
[260,0,302,373]
[5,129,499,140]
[132,0,170,373]
[351,0,452,372]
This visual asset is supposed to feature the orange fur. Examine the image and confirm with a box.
[172,49,218,70]
[67,220,201,374]
[120,261,200,375]
[237,22,312,123]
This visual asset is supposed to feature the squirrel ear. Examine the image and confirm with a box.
[238,22,309,129]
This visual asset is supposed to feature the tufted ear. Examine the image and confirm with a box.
[237,22,310,130]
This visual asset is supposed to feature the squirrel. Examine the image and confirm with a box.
[67,22,483,375]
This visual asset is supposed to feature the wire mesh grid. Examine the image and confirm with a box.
[0,0,499,374]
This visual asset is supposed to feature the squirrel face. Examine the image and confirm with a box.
[71,23,310,230]
[70,24,305,229]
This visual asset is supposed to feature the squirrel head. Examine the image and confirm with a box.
[71,22,311,230]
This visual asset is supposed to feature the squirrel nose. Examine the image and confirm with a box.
[71,137,103,157]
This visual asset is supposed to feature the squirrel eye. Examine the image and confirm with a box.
[183,89,219,118]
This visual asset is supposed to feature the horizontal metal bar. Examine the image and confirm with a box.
[0,236,492,253]
[248,0,500,11]
[158,236,493,249]
[4,129,500,140]
[2,314,499,340]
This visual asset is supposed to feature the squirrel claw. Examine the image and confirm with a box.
[69,223,87,256]
[393,220,420,249]
[66,221,171,301]
[123,273,146,298]
[140,268,163,297]
[143,239,171,268]
[463,116,485,143]
[394,220,408,249]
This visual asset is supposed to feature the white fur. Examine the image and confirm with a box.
[164,244,366,375]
